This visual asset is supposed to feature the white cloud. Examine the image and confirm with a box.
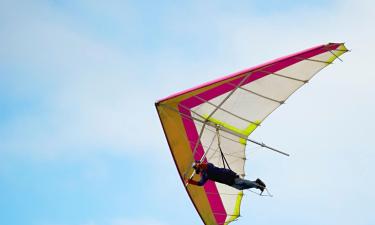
[0,0,163,159]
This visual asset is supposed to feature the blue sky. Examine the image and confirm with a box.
[1,0,374,225]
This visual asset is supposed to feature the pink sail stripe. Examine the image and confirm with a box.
[157,43,340,103]
[179,105,227,224]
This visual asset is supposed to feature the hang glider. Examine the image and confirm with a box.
[155,43,348,225]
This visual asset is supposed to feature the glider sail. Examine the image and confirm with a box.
[155,43,348,225]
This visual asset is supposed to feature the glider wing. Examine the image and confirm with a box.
[155,43,348,225]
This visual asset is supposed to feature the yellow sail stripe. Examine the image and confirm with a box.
[327,43,348,63]
[203,114,260,145]
[224,191,243,225]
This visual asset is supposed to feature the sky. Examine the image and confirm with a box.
[0,0,374,225]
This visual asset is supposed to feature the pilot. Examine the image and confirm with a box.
[186,161,266,192]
